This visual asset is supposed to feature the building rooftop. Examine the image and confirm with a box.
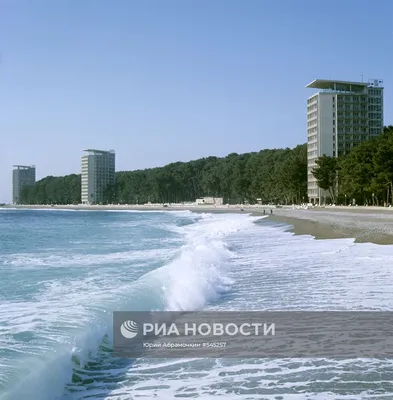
[12,165,35,169]
[83,149,115,154]
[306,79,368,89]
[306,78,383,92]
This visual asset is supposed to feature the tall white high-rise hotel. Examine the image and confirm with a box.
[81,149,115,204]
[306,78,384,204]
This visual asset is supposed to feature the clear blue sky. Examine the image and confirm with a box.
[1,0,392,203]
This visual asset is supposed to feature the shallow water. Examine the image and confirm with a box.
[1,209,393,399]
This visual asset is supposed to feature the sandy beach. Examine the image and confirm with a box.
[3,204,393,245]
[270,207,393,245]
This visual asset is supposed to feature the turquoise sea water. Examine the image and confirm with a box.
[1,209,393,399]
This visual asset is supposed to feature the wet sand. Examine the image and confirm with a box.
[269,208,393,245]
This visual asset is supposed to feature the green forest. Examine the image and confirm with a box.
[314,125,393,206]
[19,126,393,206]
[20,145,307,205]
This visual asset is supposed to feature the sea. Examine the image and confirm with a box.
[1,208,393,400]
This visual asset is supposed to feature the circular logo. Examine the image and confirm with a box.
[120,320,138,339]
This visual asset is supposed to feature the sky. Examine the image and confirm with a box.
[1,0,392,203]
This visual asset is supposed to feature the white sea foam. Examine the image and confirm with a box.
[157,214,257,311]
[2,211,393,399]
[0,211,260,399]
[3,247,176,269]
[101,216,393,400]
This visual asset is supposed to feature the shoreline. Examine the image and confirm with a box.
[269,210,393,245]
[0,204,273,216]
[2,203,393,212]
[3,204,393,246]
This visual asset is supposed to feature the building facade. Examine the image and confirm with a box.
[12,165,36,204]
[81,149,115,204]
[306,79,384,204]
[196,197,224,205]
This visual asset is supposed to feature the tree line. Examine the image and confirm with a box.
[312,125,393,206]
[19,144,307,205]
[19,125,393,206]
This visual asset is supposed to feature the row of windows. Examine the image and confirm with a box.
[349,128,368,133]
[94,164,115,169]
[307,127,380,138]
[337,119,368,126]
[336,112,367,118]
[307,120,317,127]
[370,128,382,135]
[368,112,382,120]
[308,127,317,134]
[307,96,318,105]
[337,127,369,134]
[337,95,367,103]
[368,97,382,104]
[337,105,367,111]
[368,88,382,96]
[335,143,354,150]
[307,111,318,120]
[335,134,369,141]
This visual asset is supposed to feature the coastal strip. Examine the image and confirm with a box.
[3,204,393,245]
[269,208,393,245]
[0,204,273,214]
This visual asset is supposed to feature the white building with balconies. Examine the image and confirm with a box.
[306,78,384,204]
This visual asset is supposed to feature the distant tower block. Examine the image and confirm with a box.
[12,165,36,204]
[81,149,115,204]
